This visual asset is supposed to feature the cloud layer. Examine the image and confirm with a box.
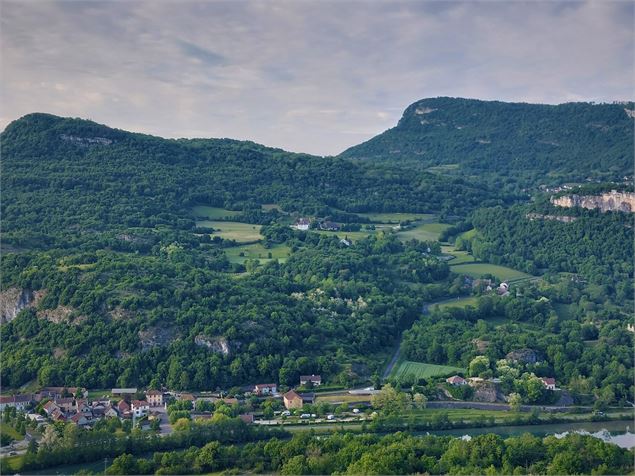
[2,1,633,155]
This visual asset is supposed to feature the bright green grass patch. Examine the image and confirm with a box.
[191,206,241,220]
[314,229,378,242]
[87,389,113,399]
[261,203,282,212]
[196,221,262,243]
[0,454,24,473]
[225,243,291,264]
[458,229,477,240]
[442,247,476,265]
[397,222,452,242]
[358,212,435,223]
[450,263,531,282]
[0,423,23,441]
[433,296,480,310]
[392,361,465,380]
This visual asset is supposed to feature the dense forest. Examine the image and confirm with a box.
[341,97,634,188]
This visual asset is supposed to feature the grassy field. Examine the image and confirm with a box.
[224,243,290,264]
[397,222,452,242]
[191,206,241,220]
[433,296,480,310]
[441,247,476,265]
[196,221,262,243]
[450,263,531,282]
[314,229,378,242]
[261,203,283,212]
[358,212,435,223]
[392,361,465,380]
[315,394,373,404]
[0,423,23,441]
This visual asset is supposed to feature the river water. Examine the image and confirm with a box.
[423,419,635,448]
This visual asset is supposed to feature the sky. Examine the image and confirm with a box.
[1,1,633,156]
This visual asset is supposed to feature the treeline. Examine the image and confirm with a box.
[102,431,633,475]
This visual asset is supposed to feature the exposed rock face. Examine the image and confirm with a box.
[506,348,540,364]
[37,306,83,325]
[551,191,635,213]
[139,326,179,350]
[471,382,498,403]
[0,288,42,323]
[60,134,113,146]
[194,335,230,356]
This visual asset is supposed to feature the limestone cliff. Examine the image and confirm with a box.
[551,190,635,213]
[0,288,37,323]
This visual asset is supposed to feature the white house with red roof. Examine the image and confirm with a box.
[254,383,277,396]
[446,375,467,386]
[541,377,556,390]
[131,400,149,417]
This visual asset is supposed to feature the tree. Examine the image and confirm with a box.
[469,356,490,377]
[371,384,412,414]
[508,393,522,412]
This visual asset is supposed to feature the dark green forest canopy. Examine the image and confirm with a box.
[1,113,508,249]
[340,97,634,188]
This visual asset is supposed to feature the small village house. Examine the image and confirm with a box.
[254,383,277,396]
[0,394,33,411]
[146,389,164,407]
[446,375,467,386]
[283,390,303,410]
[293,218,310,231]
[131,400,150,417]
[300,374,322,386]
[541,377,557,391]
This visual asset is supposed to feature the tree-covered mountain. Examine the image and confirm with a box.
[2,113,506,249]
[340,97,634,187]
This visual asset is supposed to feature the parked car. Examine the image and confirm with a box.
[281,410,291,417]
[327,414,336,420]
[300,413,311,419]
[352,408,360,414]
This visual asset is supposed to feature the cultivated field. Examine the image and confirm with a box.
[196,220,263,243]
[392,360,465,380]
[449,263,531,282]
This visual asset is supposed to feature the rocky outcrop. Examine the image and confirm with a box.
[506,348,541,364]
[551,191,635,213]
[60,134,113,146]
[139,326,179,350]
[471,382,499,403]
[37,306,84,325]
[0,288,44,324]
[195,335,230,356]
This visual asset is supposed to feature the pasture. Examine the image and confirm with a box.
[314,229,379,242]
[397,222,452,242]
[441,247,476,265]
[224,243,290,264]
[449,263,531,282]
[433,296,480,310]
[191,206,241,220]
[196,220,263,243]
[392,361,465,380]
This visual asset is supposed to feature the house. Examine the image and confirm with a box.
[0,394,33,411]
[239,413,254,424]
[283,390,304,410]
[340,238,351,247]
[254,384,277,396]
[131,400,150,418]
[43,401,61,416]
[70,413,90,426]
[146,390,164,407]
[446,376,467,386]
[55,397,75,413]
[117,400,131,416]
[497,282,510,297]
[179,393,196,403]
[105,407,119,418]
[26,413,45,423]
[41,386,86,398]
[111,388,137,397]
[541,378,557,391]
[300,374,322,387]
[300,393,315,405]
[50,408,66,422]
[293,218,310,231]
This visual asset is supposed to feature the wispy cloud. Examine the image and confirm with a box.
[1,1,633,155]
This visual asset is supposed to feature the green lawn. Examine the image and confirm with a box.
[0,454,24,472]
[450,263,531,282]
[225,243,291,264]
[261,203,283,212]
[441,247,476,265]
[358,212,435,223]
[191,206,241,220]
[314,229,378,242]
[397,222,451,242]
[392,361,465,380]
[0,423,23,441]
[433,296,480,310]
[196,221,263,243]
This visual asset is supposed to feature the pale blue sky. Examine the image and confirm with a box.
[1,1,633,155]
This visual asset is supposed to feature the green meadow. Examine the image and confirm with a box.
[196,220,263,243]
[449,263,531,282]
[224,243,291,264]
[392,360,465,380]
[192,206,241,220]
[358,212,435,223]
[397,222,452,242]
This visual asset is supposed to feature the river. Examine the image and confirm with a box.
[422,419,635,448]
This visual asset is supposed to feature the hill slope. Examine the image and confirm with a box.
[340,97,634,186]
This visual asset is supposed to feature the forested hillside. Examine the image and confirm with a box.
[341,97,634,188]
[2,113,504,249]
